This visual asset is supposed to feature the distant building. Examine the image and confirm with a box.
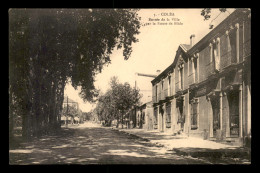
[126,101,153,130]
[61,96,80,124]
[151,9,251,147]
[139,101,154,130]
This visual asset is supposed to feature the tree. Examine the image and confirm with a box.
[201,8,251,29]
[95,76,142,128]
[95,90,115,126]
[9,9,141,139]
[201,8,229,21]
[62,104,78,118]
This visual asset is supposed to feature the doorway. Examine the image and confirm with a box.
[210,97,220,137]
[159,105,164,132]
[227,90,239,137]
[177,98,184,131]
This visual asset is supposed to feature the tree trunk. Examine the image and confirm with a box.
[56,80,65,130]
[116,118,119,128]
[33,78,41,137]
[133,108,136,128]
[22,99,33,141]
[121,113,124,129]
[48,80,54,133]
[9,94,14,141]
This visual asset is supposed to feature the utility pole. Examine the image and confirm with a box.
[66,96,68,128]
[134,72,157,128]
[135,72,157,92]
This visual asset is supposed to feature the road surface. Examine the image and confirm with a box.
[9,122,212,164]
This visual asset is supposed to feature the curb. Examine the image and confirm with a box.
[111,127,251,161]
[172,147,251,161]
[111,128,165,148]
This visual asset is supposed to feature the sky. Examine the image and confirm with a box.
[64,8,235,112]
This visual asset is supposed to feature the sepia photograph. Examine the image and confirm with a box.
[9,8,251,165]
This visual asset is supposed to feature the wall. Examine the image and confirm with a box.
[199,46,210,82]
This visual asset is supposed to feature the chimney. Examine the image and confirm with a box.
[156,70,161,76]
[190,34,195,47]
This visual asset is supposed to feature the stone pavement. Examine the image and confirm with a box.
[112,127,251,164]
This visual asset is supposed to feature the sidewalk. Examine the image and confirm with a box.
[112,127,251,164]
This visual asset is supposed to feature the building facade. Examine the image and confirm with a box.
[151,9,251,146]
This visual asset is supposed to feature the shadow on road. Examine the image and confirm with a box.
[9,122,221,164]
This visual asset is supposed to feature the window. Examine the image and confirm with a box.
[166,103,171,128]
[229,28,237,63]
[194,58,198,82]
[212,42,217,70]
[180,67,184,90]
[161,80,164,98]
[209,43,213,63]
[177,97,185,124]
[155,85,158,102]
[154,107,158,128]
[161,81,164,91]
[168,75,171,96]
[190,99,198,129]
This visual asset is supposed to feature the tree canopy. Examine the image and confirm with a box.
[9,9,141,139]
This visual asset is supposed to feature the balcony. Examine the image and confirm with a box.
[205,61,216,78]
[188,72,198,85]
[152,96,157,103]
[164,88,168,98]
[168,87,172,97]
[220,50,237,70]
[157,92,161,101]
[188,73,193,85]
[159,91,165,101]
[243,39,251,58]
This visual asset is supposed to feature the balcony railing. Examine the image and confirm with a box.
[175,81,180,92]
[160,90,165,100]
[188,73,193,85]
[168,87,172,96]
[164,88,168,98]
[205,61,215,78]
[157,91,164,101]
[243,39,251,58]
[220,50,237,69]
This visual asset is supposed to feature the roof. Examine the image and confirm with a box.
[180,44,192,51]
[151,44,190,85]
